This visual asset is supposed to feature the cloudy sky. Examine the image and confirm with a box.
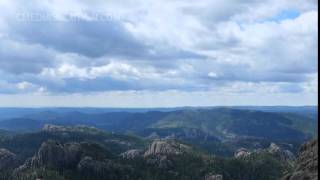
[0,0,318,107]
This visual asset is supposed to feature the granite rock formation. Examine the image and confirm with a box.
[283,139,318,180]
[144,139,191,157]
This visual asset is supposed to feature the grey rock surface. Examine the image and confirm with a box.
[266,143,295,163]
[32,140,82,168]
[120,149,142,159]
[234,148,251,158]
[284,139,318,180]
[144,139,191,157]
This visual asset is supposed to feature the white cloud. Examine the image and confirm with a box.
[0,0,317,106]
[16,81,34,90]
[90,62,142,80]
[208,72,218,78]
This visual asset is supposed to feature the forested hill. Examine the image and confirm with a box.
[0,107,317,150]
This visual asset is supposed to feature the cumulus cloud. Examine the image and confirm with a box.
[0,0,317,106]
[0,37,57,74]
[10,20,148,58]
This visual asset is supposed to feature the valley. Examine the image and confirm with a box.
[0,107,317,180]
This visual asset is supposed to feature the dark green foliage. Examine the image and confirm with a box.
[0,128,146,162]
[11,168,67,180]
[0,131,291,180]
[219,153,289,180]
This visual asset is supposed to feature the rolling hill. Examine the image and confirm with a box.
[0,108,316,143]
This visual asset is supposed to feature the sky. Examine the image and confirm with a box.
[0,0,318,107]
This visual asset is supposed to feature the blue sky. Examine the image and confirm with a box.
[0,0,318,107]
[272,9,301,21]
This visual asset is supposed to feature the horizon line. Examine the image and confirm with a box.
[0,105,317,109]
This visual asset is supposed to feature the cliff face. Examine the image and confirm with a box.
[32,140,83,168]
[284,139,318,180]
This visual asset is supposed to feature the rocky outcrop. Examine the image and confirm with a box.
[144,139,191,157]
[14,158,32,173]
[42,124,103,135]
[42,124,69,132]
[31,140,82,168]
[283,139,318,180]
[120,149,143,159]
[0,148,17,170]
[143,139,190,169]
[14,139,132,177]
[234,142,295,164]
[205,173,223,180]
[266,143,295,163]
[16,140,112,173]
[234,148,251,158]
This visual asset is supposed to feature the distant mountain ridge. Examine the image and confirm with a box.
[0,108,316,149]
[0,106,317,119]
